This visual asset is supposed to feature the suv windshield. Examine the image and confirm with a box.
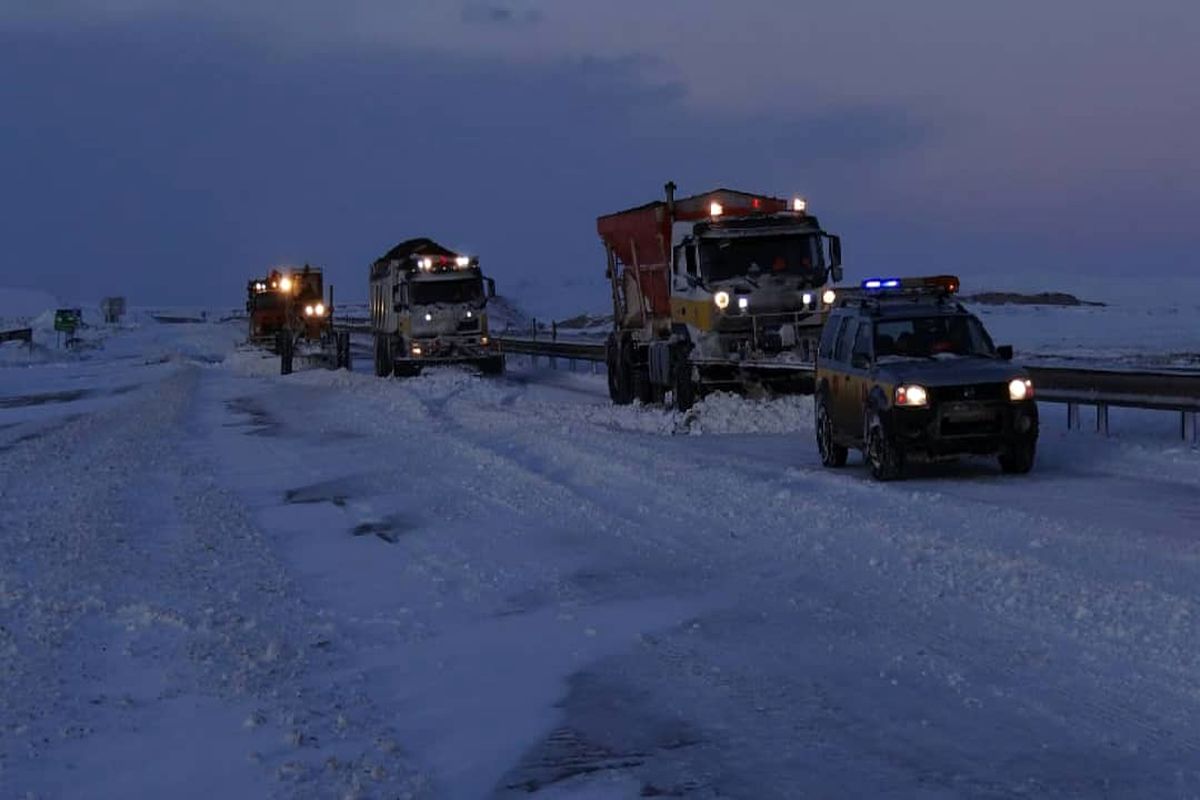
[699,234,824,283]
[411,277,484,306]
[874,314,996,359]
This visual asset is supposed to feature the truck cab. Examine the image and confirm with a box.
[598,183,843,409]
[247,265,330,345]
[814,276,1038,480]
[369,238,503,377]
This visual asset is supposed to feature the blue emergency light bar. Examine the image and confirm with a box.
[861,275,959,294]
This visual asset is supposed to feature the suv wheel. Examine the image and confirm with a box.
[816,395,847,467]
[866,411,904,481]
[999,437,1036,474]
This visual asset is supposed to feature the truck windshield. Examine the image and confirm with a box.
[253,292,284,310]
[411,278,484,306]
[874,315,996,359]
[699,234,824,283]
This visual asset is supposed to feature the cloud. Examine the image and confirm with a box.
[461,2,542,26]
[0,22,931,309]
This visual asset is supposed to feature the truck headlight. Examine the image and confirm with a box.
[802,292,813,307]
[737,296,749,311]
[1009,378,1033,401]
[822,289,837,306]
[279,277,293,292]
[303,304,314,316]
[424,313,433,322]
[314,303,325,316]
[895,384,928,407]
[714,291,730,310]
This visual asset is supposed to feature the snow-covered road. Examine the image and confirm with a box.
[3,321,1199,799]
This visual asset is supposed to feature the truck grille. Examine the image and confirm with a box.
[930,383,1007,402]
[457,319,481,332]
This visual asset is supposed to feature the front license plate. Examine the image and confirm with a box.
[944,402,991,420]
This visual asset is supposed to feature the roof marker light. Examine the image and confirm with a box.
[455,256,470,268]
[709,201,723,217]
[792,197,807,212]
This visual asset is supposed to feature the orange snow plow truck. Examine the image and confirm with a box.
[597,182,843,409]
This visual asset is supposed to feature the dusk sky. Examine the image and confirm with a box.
[2,1,1197,313]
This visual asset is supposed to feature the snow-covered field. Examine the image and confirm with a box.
[2,305,1200,798]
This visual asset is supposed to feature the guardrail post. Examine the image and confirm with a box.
[550,322,558,371]
[1095,403,1109,436]
[1067,402,1080,431]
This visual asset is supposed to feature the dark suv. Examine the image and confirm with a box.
[814,276,1038,480]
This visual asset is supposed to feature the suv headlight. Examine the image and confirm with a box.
[714,291,730,310]
[1009,378,1033,401]
[895,384,928,407]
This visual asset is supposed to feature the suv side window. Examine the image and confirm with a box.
[833,317,857,363]
[819,314,845,360]
[852,322,873,363]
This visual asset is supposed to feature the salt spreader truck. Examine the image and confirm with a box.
[369,238,504,377]
[598,183,843,409]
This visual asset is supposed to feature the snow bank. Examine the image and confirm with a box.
[563,391,814,436]
[223,347,283,377]
[0,286,58,327]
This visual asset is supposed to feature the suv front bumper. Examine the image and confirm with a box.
[887,400,1038,458]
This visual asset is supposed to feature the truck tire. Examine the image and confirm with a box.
[479,355,505,376]
[632,368,654,404]
[374,334,393,378]
[606,333,634,405]
[672,357,697,412]
[280,334,294,376]
[336,331,351,371]
[816,394,848,467]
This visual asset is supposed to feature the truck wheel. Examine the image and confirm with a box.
[280,335,294,376]
[479,355,505,376]
[816,395,847,467]
[632,368,654,404]
[673,358,697,412]
[606,334,634,405]
[336,331,352,371]
[374,334,393,378]
[999,437,1036,474]
[865,411,903,481]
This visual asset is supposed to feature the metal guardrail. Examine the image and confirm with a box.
[497,334,1200,442]
[1027,366,1200,441]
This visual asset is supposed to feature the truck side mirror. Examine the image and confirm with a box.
[830,266,843,283]
[828,235,842,268]
[485,277,496,298]
[851,353,871,370]
[996,344,1013,360]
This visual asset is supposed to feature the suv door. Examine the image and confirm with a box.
[829,318,860,436]
[838,321,875,443]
